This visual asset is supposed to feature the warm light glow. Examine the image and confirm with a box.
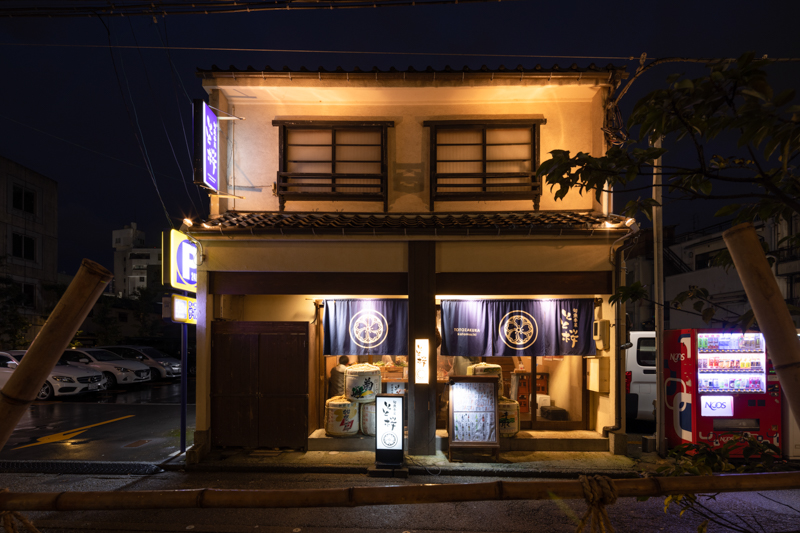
[201,223,211,229]
[183,218,193,227]
[603,221,615,228]
[625,218,636,227]
[415,339,429,385]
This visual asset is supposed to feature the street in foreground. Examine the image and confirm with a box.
[1,471,799,533]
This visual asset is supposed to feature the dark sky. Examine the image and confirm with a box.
[1,1,799,274]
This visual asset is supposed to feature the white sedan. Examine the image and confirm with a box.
[61,348,151,387]
[0,350,107,401]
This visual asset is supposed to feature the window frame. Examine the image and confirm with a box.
[273,120,393,212]
[636,336,657,367]
[424,119,545,212]
[12,183,37,215]
[11,232,36,262]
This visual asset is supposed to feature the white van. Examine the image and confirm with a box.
[625,331,657,421]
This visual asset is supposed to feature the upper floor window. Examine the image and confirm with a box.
[273,120,393,212]
[12,232,36,261]
[424,120,544,211]
[12,184,36,215]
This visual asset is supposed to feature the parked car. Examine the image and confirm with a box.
[625,331,657,421]
[61,348,151,387]
[0,350,107,401]
[100,345,182,380]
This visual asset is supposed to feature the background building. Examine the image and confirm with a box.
[112,222,162,298]
[0,156,58,346]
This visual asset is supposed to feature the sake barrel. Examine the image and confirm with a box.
[467,362,503,394]
[360,402,377,437]
[345,363,382,403]
[325,396,360,437]
[498,396,520,438]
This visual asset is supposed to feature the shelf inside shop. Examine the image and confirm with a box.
[697,349,764,354]
[698,369,763,374]
[698,388,766,393]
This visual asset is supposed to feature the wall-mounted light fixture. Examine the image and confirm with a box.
[415,339,429,385]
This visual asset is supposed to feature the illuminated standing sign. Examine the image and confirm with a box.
[700,395,734,417]
[163,230,197,293]
[375,394,404,467]
[415,339,429,385]
[171,294,197,325]
[193,100,219,191]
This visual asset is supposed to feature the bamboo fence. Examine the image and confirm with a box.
[1,472,799,511]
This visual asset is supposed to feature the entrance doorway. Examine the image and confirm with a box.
[210,321,308,449]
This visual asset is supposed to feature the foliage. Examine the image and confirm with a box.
[69,330,84,348]
[645,436,797,533]
[537,53,800,324]
[0,275,31,349]
[93,296,121,345]
[538,53,800,235]
[130,285,164,338]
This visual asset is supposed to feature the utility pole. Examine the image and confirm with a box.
[653,136,666,457]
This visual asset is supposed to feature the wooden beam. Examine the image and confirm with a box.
[436,271,612,295]
[210,272,408,295]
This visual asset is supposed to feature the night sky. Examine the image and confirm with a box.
[1,1,799,275]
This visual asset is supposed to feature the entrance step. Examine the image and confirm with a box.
[307,429,608,452]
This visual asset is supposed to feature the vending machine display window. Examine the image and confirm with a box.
[697,332,766,394]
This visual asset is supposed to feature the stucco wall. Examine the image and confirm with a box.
[208,83,607,215]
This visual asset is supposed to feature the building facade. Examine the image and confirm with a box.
[112,222,162,298]
[187,64,635,459]
[0,156,58,346]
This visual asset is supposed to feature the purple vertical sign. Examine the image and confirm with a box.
[193,99,219,191]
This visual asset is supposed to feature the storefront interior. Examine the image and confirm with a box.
[210,292,607,453]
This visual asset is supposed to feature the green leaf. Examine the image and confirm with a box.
[701,308,716,323]
[741,88,766,100]
[715,204,742,217]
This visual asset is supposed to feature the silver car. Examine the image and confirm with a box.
[0,350,107,401]
[62,348,151,387]
[99,345,182,380]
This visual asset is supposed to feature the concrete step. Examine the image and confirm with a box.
[308,429,609,453]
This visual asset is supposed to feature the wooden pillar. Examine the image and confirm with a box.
[408,241,437,455]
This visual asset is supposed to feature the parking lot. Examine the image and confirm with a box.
[1,376,196,463]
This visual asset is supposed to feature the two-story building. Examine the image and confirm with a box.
[186,64,635,459]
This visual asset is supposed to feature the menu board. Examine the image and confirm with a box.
[448,377,499,460]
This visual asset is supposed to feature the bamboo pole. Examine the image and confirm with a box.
[0,259,113,450]
[1,472,799,511]
[723,223,800,430]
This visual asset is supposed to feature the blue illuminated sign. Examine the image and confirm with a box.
[194,100,219,191]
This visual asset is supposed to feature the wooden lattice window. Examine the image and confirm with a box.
[273,120,393,211]
[424,119,545,211]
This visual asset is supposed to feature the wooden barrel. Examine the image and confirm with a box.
[360,402,376,436]
[345,363,382,403]
[498,396,520,437]
[325,396,360,437]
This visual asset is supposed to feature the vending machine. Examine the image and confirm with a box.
[664,329,781,455]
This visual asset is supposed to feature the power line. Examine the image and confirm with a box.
[4,42,800,63]
[0,0,529,17]
[0,42,639,61]
[127,17,199,215]
[98,15,174,229]
[0,113,184,184]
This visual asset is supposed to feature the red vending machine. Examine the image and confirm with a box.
[664,329,781,455]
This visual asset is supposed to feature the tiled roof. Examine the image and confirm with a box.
[197,63,627,78]
[191,211,630,237]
